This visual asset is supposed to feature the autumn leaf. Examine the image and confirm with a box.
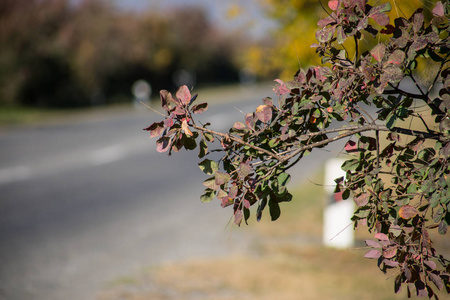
[255,105,272,123]
[398,205,418,219]
[432,1,444,17]
[143,121,164,138]
[176,85,191,105]
[344,140,358,152]
[371,43,386,62]
[156,137,171,153]
[181,119,193,137]
[273,79,290,96]
[328,0,339,11]
[191,102,208,114]
[364,249,381,259]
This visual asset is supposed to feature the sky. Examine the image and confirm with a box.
[111,0,277,38]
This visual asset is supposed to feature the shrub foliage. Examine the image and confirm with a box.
[145,1,450,297]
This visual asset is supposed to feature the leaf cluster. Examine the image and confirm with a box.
[145,0,450,297]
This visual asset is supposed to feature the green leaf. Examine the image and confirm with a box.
[341,159,359,171]
[438,220,448,234]
[203,132,214,142]
[200,189,215,203]
[386,113,397,129]
[198,139,208,158]
[277,172,291,187]
[268,199,281,221]
[198,159,219,175]
[342,188,351,200]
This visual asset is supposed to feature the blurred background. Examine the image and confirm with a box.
[0,1,442,300]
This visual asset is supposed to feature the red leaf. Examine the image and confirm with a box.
[273,79,290,96]
[432,1,444,17]
[255,105,272,123]
[344,140,358,152]
[364,249,381,259]
[370,43,386,62]
[399,205,418,219]
[380,24,395,34]
[176,85,191,105]
[328,0,339,11]
[164,115,174,128]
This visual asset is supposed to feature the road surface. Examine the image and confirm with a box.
[0,84,337,300]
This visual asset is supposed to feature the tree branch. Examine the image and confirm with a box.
[192,124,283,161]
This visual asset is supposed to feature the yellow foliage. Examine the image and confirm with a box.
[246,0,440,79]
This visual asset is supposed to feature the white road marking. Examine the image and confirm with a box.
[88,144,126,166]
[0,166,32,184]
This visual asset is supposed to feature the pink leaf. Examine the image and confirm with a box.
[255,105,272,123]
[364,249,381,259]
[344,140,358,152]
[354,193,369,207]
[234,210,243,226]
[215,172,230,185]
[328,0,339,10]
[243,199,251,209]
[273,79,290,96]
[144,121,164,138]
[383,246,397,258]
[164,115,174,128]
[387,50,405,65]
[375,232,389,241]
[371,43,386,62]
[233,121,247,130]
[239,162,252,178]
[424,260,437,270]
[370,13,390,26]
[159,90,173,111]
[176,85,191,105]
[245,113,255,128]
[365,239,382,248]
[432,1,444,17]
[156,137,171,153]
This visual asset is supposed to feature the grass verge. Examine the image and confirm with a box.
[99,169,450,300]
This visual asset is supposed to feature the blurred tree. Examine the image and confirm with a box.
[0,0,246,108]
[244,0,439,79]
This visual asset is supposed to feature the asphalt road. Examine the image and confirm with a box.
[0,84,339,300]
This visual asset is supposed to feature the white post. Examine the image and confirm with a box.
[323,158,354,248]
